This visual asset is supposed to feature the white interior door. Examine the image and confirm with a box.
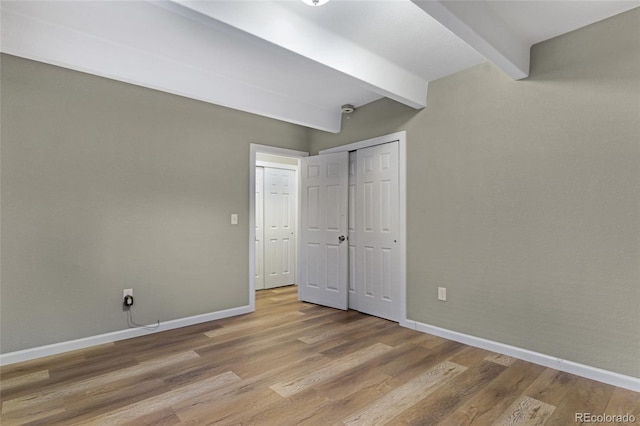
[299,152,349,310]
[349,142,400,321]
[264,168,297,289]
[255,167,265,290]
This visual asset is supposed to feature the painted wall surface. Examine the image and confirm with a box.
[0,54,308,353]
[310,9,640,378]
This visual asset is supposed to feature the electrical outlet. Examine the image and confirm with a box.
[438,287,447,301]
[123,289,133,299]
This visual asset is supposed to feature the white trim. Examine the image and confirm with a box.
[320,131,408,326]
[249,144,308,310]
[405,319,640,393]
[256,161,298,171]
[319,131,405,155]
[410,1,529,80]
[0,305,252,366]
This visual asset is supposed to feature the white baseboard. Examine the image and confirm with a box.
[0,305,253,366]
[402,319,640,393]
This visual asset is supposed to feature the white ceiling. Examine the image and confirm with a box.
[2,0,638,133]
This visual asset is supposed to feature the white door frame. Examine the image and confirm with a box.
[319,131,408,327]
[249,131,407,328]
[249,144,308,311]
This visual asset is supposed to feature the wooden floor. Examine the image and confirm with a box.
[1,286,638,425]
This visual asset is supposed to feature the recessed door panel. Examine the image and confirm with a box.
[326,244,340,291]
[282,238,291,274]
[364,246,374,297]
[349,244,356,293]
[307,186,320,230]
[326,185,341,231]
[282,194,291,229]
[267,238,278,276]
[382,247,392,300]
[380,179,392,233]
[307,243,320,288]
[364,181,374,232]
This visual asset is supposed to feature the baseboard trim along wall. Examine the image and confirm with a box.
[0,305,253,366]
[403,319,640,393]
[3,308,638,393]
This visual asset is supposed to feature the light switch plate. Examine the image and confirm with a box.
[438,287,447,301]
[231,214,238,225]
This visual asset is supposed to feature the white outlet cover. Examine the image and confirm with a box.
[123,289,133,298]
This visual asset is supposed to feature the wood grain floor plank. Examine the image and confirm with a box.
[227,386,328,426]
[121,333,212,363]
[194,311,349,358]
[318,321,400,359]
[172,352,331,424]
[485,352,517,367]
[174,379,284,424]
[1,350,199,414]
[0,370,49,393]
[297,372,396,426]
[343,361,467,426]
[76,371,240,425]
[492,395,556,425]
[449,346,494,368]
[438,360,546,426]
[0,397,66,425]
[543,376,616,426]
[604,387,640,423]
[270,343,393,397]
[389,360,507,425]
[103,323,215,362]
[381,339,465,381]
[121,407,181,426]
[0,352,87,382]
[204,310,306,339]
[54,377,168,424]
[320,371,394,404]
[47,351,139,383]
[522,368,577,406]
[297,315,379,344]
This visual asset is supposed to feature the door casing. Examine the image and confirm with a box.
[249,144,308,311]
[248,131,407,327]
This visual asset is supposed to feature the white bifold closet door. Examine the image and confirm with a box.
[348,142,400,321]
[263,167,297,289]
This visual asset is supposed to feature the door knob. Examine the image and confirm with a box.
[338,235,346,243]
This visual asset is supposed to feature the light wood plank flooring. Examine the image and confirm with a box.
[1,286,638,425]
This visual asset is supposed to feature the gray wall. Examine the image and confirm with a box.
[311,9,640,378]
[0,54,308,353]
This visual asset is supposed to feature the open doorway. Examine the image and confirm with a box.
[249,144,308,311]
[249,131,407,327]
[256,154,299,290]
